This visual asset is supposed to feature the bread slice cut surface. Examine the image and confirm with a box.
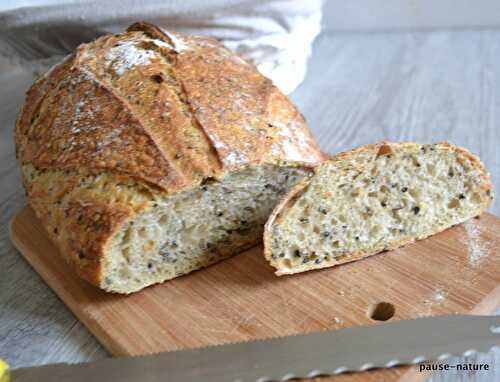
[103,165,308,292]
[264,142,493,275]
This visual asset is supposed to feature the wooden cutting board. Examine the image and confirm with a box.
[9,206,500,381]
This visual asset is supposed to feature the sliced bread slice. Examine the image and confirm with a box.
[264,142,493,275]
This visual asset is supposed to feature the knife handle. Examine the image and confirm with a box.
[0,359,10,382]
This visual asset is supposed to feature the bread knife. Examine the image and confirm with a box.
[7,314,500,382]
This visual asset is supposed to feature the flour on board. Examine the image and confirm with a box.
[463,219,489,266]
[433,288,447,302]
[416,287,448,317]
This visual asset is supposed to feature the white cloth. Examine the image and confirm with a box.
[0,0,323,94]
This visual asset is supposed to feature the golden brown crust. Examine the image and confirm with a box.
[17,22,324,190]
[263,141,493,275]
[16,22,324,288]
[20,166,147,285]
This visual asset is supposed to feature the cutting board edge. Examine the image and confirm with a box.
[9,207,128,357]
[9,205,500,382]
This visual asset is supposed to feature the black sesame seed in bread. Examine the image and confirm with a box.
[264,142,493,275]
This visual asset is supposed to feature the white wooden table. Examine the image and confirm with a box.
[1,29,499,381]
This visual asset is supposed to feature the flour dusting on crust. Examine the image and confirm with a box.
[225,151,248,166]
[152,39,174,50]
[105,40,156,75]
[162,30,190,53]
[274,122,310,162]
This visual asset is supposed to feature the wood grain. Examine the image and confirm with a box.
[9,206,500,381]
[2,28,500,381]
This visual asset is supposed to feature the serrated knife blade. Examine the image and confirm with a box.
[10,315,500,382]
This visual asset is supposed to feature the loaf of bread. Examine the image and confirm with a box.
[15,22,325,293]
[264,142,493,275]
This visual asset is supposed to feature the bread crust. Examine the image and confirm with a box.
[16,22,325,288]
[263,141,493,275]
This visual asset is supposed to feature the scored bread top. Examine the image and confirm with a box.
[16,21,324,194]
[14,22,325,288]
